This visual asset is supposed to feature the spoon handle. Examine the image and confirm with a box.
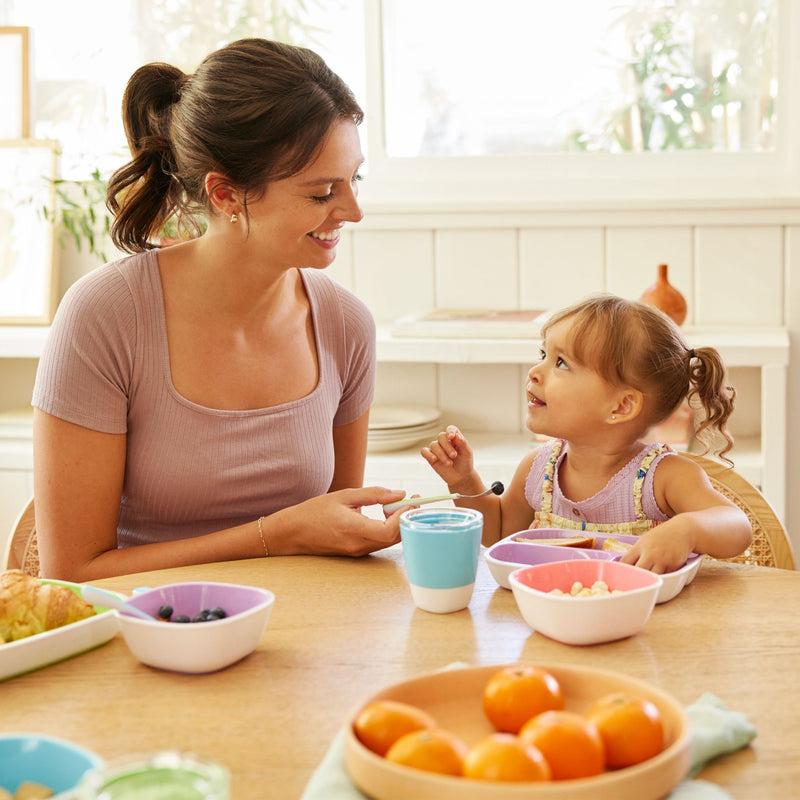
[383,481,504,515]
[81,584,154,620]
[383,494,460,515]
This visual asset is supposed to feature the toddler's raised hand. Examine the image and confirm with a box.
[420,425,476,491]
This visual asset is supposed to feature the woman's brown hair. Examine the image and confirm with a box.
[542,294,736,458]
[106,38,364,253]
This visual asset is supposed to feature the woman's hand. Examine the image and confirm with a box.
[265,486,408,557]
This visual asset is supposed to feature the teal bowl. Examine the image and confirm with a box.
[0,733,103,796]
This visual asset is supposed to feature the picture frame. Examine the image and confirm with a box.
[0,140,59,324]
[0,27,30,138]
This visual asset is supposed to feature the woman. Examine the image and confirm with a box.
[32,39,406,580]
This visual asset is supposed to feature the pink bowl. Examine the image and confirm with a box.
[513,558,662,594]
[509,560,662,646]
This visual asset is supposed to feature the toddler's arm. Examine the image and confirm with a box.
[421,427,538,546]
[620,455,752,573]
[421,425,502,543]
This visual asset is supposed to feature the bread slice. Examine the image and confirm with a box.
[601,537,633,553]
[515,535,596,549]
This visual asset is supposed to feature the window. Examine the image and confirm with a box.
[360,0,797,209]
[1,0,364,178]
[2,0,797,210]
[380,0,777,157]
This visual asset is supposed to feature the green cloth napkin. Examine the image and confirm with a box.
[300,692,756,800]
[685,692,757,778]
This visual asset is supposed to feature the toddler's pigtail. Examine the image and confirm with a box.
[687,347,736,462]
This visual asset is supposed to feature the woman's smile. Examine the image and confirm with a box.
[309,228,342,248]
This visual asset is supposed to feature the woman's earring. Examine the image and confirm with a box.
[230,213,238,224]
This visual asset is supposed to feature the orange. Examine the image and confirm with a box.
[463,733,552,782]
[519,710,605,780]
[482,665,564,733]
[586,692,664,768]
[353,700,436,757]
[385,728,469,776]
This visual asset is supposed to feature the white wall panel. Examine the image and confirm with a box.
[352,229,434,322]
[695,226,783,325]
[373,362,438,408]
[437,363,522,434]
[435,229,517,309]
[519,228,604,310]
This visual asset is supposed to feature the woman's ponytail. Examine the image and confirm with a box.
[106,63,188,253]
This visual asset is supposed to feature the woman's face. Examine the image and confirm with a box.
[242,118,364,270]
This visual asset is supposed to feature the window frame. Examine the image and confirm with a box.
[359,0,800,212]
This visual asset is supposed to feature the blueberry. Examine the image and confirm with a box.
[158,604,173,620]
[208,606,227,619]
[172,614,191,623]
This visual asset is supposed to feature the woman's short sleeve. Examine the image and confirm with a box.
[32,264,136,434]
[332,285,376,427]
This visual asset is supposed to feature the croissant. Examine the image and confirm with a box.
[0,570,96,644]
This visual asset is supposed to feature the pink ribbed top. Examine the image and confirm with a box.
[32,251,376,546]
[525,438,673,526]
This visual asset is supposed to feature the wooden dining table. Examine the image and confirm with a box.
[2,547,799,798]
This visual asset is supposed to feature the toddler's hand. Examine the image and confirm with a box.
[619,526,693,574]
[420,425,475,489]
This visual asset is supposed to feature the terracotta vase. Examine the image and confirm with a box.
[639,263,687,326]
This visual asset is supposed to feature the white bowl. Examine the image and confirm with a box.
[509,560,662,646]
[116,582,274,673]
[487,529,702,604]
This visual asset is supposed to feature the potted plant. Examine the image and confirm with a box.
[42,170,207,260]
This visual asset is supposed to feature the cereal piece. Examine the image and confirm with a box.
[13,783,54,799]
[546,580,625,598]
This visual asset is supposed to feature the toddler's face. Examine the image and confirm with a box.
[525,318,620,440]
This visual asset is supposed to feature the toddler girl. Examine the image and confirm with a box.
[421,294,753,573]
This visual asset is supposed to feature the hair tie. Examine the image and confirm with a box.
[688,348,696,359]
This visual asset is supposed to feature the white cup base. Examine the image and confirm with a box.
[409,583,475,614]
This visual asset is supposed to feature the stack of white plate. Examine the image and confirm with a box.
[367,405,442,453]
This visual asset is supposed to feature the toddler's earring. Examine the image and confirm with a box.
[230,213,238,224]
[611,414,617,420]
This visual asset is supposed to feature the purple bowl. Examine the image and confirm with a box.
[485,530,703,603]
[125,582,271,620]
[507,528,640,551]
[115,582,275,674]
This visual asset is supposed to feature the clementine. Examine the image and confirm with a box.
[482,665,564,733]
[385,728,469,776]
[586,692,664,768]
[353,700,436,757]
[519,709,605,780]
[463,732,552,782]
